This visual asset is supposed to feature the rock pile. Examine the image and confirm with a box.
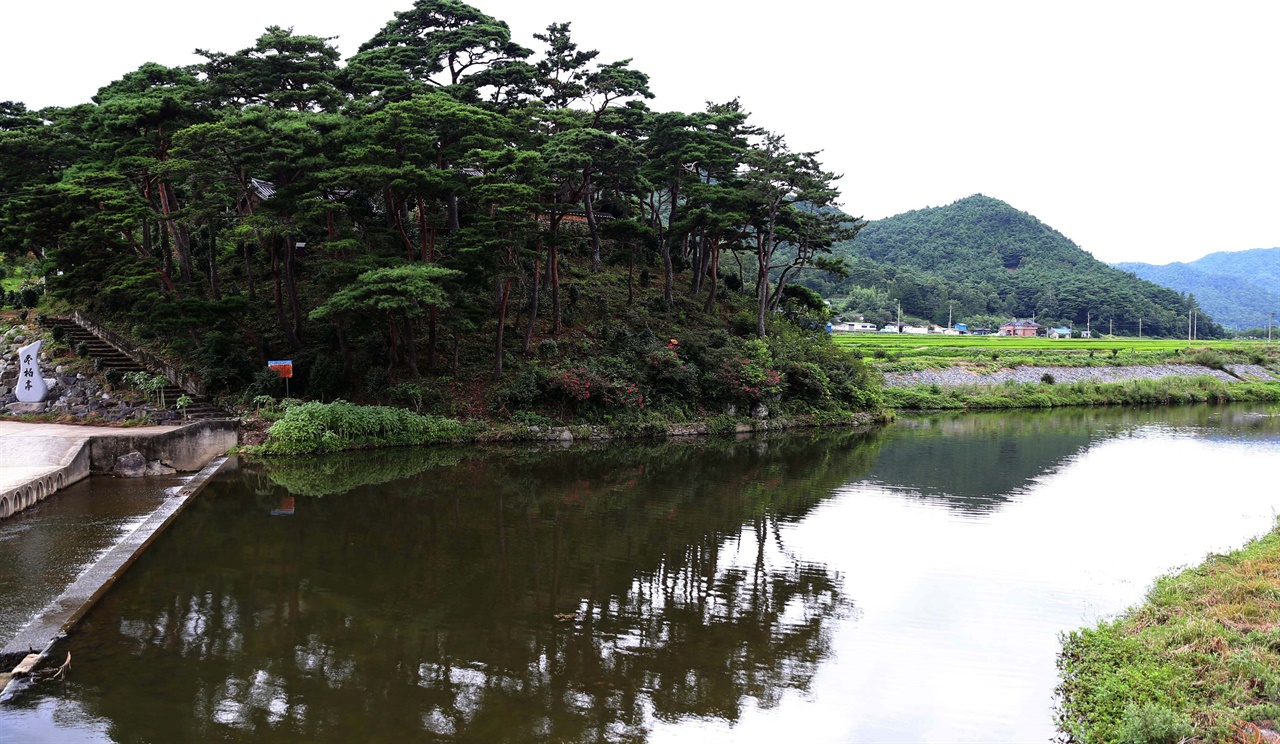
[0,323,178,423]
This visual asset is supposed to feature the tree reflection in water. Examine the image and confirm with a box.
[48,431,879,743]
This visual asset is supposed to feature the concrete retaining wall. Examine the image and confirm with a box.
[86,420,238,473]
[0,420,237,521]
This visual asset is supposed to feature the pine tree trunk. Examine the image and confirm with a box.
[494,278,511,378]
[242,241,255,301]
[208,219,222,301]
[402,316,420,378]
[284,235,303,347]
[157,180,192,283]
[584,175,602,272]
[336,320,353,386]
[704,239,719,313]
[522,253,541,353]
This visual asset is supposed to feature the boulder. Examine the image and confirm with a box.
[751,402,769,420]
[113,451,147,478]
[5,401,46,414]
[145,460,176,476]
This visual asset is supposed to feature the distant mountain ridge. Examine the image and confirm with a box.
[1115,247,1280,330]
[805,194,1221,337]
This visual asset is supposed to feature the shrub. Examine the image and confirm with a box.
[74,341,90,357]
[50,325,67,343]
[1117,701,1194,743]
[511,410,553,428]
[493,366,547,411]
[537,338,558,360]
[388,381,446,414]
[548,367,643,410]
[258,400,469,455]
[252,395,278,414]
[104,368,124,387]
[1041,372,1056,385]
[715,339,783,404]
[1189,348,1225,370]
[731,311,757,336]
[244,369,284,401]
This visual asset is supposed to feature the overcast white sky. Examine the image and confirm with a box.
[3,0,1278,265]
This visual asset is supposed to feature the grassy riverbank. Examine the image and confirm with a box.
[250,399,884,456]
[1058,521,1280,743]
[883,376,1280,410]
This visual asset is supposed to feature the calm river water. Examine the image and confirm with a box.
[3,404,1280,742]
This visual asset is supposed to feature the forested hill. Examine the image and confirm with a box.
[0,1,881,421]
[1115,247,1280,330]
[804,195,1222,337]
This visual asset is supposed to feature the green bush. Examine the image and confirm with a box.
[511,410,554,428]
[259,401,469,455]
[493,366,547,411]
[1115,703,1193,744]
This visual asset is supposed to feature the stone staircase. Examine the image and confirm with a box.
[41,317,228,420]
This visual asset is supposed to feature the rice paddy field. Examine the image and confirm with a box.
[833,334,1259,353]
[831,334,1280,379]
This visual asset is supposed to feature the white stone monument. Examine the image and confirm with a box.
[16,339,49,403]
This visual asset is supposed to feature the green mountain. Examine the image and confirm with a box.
[1115,248,1280,331]
[803,195,1221,337]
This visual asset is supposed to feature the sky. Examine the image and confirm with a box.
[3,0,1278,265]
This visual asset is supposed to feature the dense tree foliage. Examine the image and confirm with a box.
[0,1,871,414]
[1117,247,1280,331]
[805,195,1224,338]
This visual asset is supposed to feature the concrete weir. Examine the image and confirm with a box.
[0,419,236,696]
[0,420,236,519]
[0,456,230,697]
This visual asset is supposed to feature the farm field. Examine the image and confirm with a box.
[832,333,1280,379]
[832,334,1257,352]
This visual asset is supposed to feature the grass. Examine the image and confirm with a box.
[1058,520,1280,743]
[833,335,1259,352]
[836,335,1280,382]
[883,377,1280,411]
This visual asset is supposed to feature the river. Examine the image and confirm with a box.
[2,404,1279,742]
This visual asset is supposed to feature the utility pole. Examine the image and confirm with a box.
[1139,318,1142,338]
[1087,310,1091,337]
[1269,312,1273,344]
[1193,311,1198,341]
[948,301,953,330]
[897,300,902,332]
[1109,319,1113,337]
[1188,308,1192,343]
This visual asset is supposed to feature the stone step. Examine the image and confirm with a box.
[39,317,232,420]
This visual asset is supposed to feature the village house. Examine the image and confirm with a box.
[1049,326,1072,339]
[999,319,1041,337]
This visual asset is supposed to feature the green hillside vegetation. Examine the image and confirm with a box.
[803,195,1222,338]
[1194,247,1280,292]
[1116,247,1280,331]
[0,2,879,425]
